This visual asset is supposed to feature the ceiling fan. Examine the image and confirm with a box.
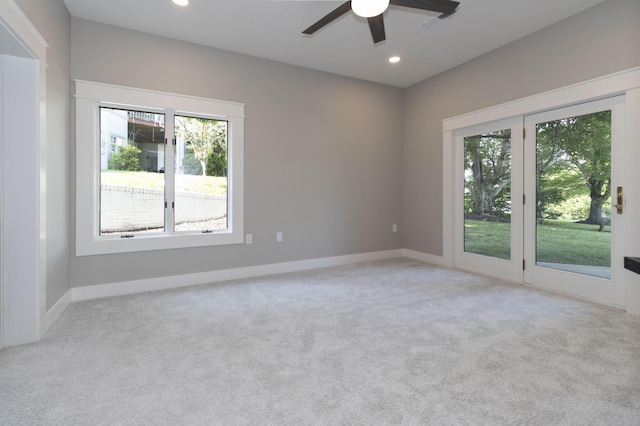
[303,0,460,44]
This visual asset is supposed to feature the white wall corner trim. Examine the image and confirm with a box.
[72,250,405,302]
[0,0,48,347]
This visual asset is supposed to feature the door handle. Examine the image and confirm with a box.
[612,186,623,214]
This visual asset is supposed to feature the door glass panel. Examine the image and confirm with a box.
[535,110,611,279]
[99,108,165,235]
[463,129,512,260]
[174,116,228,232]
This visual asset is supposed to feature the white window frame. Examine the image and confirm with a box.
[75,80,245,256]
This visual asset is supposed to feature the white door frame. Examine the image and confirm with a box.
[443,67,640,313]
[523,97,625,306]
[0,0,48,347]
[452,117,524,282]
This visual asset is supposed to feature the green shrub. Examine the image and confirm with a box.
[182,150,203,175]
[108,144,142,171]
[206,146,227,177]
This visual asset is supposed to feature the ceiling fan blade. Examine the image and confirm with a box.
[389,0,459,17]
[367,15,386,44]
[302,1,352,35]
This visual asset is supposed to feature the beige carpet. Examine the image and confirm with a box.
[1,258,639,425]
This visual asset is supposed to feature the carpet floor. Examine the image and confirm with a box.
[1,258,639,425]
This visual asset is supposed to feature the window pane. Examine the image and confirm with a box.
[99,107,166,235]
[463,130,512,260]
[174,115,228,232]
[535,110,611,278]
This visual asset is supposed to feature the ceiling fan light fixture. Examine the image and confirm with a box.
[351,0,390,18]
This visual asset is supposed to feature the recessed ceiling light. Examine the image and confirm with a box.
[173,0,189,6]
[388,56,401,64]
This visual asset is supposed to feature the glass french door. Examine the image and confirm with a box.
[524,97,625,305]
[456,97,625,305]
[454,118,524,282]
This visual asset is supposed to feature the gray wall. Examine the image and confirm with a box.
[403,0,640,256]
[11,0,639,301]
[70,19,404,287]
[16,0,71,309]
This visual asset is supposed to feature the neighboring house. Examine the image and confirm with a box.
[100,109,167,172]
[127,111,165,173]
[99,108,127,170]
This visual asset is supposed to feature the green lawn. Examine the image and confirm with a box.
[464,220,511,260]
[101,170,227,195]
[464,219,610,266]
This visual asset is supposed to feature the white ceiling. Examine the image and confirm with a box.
[61,0,607,88]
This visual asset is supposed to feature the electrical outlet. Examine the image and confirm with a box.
[392,224,398,233]
[245,234,252,244]
[276,232,283,242]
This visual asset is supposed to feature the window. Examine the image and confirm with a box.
[75,80,244,255]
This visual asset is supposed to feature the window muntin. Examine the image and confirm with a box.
[75,80,244,256]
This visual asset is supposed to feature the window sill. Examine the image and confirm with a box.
[76,230,243,256]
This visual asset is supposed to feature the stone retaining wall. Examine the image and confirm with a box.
[100,185,226,232]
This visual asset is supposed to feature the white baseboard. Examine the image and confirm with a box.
[72,249,404,302]
[44,289,72,335]
[403,249,448,267]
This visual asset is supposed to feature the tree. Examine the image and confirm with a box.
[108,144,142,171]
[464,130,511,217]
[175,117,226,176]
[206,140,227,177]
[565,111,611,229]
[535,124,574,221]
[537,111,611,230]
[536,167,583,220]
[181,148,203,175]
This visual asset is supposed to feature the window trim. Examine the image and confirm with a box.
[75,80,245,256]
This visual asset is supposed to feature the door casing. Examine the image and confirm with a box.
[442,67,640,311]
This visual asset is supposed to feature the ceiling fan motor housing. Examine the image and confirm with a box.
[302,0,460,44]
